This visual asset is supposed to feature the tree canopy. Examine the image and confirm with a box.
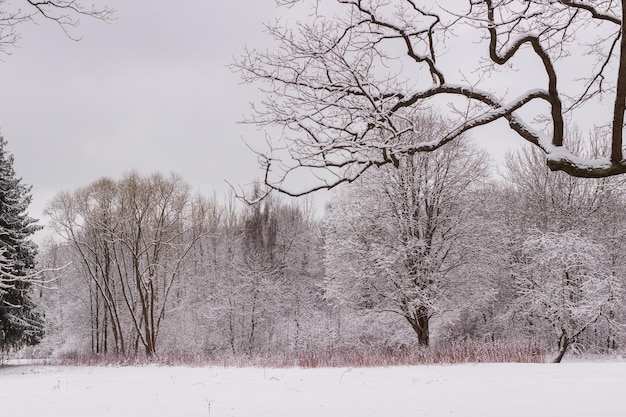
[236,0,626,196]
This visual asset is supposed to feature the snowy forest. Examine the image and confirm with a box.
[5,1,626,416]
[3,120,626,364]
[2,0,626,367]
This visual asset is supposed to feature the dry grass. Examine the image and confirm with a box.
[50,340,545,368]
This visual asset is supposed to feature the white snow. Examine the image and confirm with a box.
[1,362,625,416]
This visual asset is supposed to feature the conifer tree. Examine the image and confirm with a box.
[0,135,44,351]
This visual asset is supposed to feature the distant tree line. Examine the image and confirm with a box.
[32,121,626,363]
[2,119,626,362]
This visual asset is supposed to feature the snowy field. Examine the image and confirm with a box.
[1,362,625,416]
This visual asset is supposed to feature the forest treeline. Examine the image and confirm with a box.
[32,132,626,363]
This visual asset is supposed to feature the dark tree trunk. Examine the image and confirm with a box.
[406,306,430,346]
[553,332,569,363]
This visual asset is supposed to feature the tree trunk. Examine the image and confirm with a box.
[406,306,430,346]
[553,331,569,363]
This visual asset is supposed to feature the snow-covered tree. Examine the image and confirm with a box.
[323,129,489,346]
[35,239,91,356]
[512,231,621,362]
[236,0,626,198]
[42,184,332,358]
[0,135,44,351]
[434,182,514,343]
[214,193,325,355]
[499,140,626,353]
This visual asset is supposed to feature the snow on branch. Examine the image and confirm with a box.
[0,0,114,53]
[235,0,626,196]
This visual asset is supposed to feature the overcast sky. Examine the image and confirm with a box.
[0,0,530,241]
[0,1,282,222]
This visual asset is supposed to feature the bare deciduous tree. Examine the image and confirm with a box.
[235,0,626,197]
[0,0,113,54]
[47,173,208,357]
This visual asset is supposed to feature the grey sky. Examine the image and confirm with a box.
[0,1,281,224]
[0,0,534,241]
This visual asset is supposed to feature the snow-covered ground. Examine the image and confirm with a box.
[1,362,625,416]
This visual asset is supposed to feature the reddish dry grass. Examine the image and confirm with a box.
[53,340,545,368]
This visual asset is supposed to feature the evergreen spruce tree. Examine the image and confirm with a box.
[0,135,44,351]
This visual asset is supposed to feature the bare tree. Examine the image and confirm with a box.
[0,0,113,54]
[47,172,208,357]
[235,0,626,197]
[502,128,626,232]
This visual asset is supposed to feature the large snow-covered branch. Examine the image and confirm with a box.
[237,0,626,196]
